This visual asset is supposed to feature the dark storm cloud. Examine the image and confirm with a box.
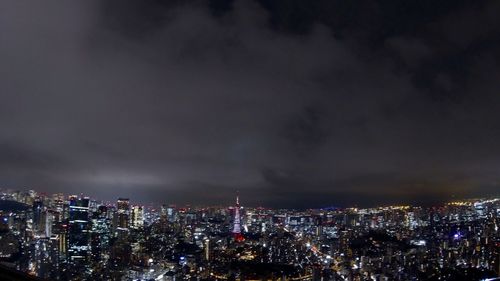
[0,0,499,207]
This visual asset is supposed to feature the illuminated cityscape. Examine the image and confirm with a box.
[0,189,499,280]
[1,0,500,280]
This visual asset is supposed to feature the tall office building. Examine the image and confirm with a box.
[45,211,54,237]
[204,238,210,261]
[68,195,91,261]
[167,205,177,223]
[53,193,64,214]
[116,198,130,231]
[32,198,43,234]
[91,205,110,262]
[160,204,167,221]
[130,205,144,229]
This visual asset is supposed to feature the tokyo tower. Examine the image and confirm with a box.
[232,195,245,242]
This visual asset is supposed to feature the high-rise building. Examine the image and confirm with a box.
[204,238,210,261]
[160,204,167,219]
[130,205,144,229]
[91,205,110,262]
[45,211,54,237]
[52,193,65,217]
[68,195,90,261]
[116,198,130,231]
[166,206,177,223]
[32,198,43,233]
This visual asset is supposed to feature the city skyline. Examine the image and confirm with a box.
[1,1,500,280]
[2,187,500,210]
[0,187,498,280]
[1,1,500,208]
[2,186,500,210]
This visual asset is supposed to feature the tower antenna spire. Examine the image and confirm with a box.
[232,190,244,242]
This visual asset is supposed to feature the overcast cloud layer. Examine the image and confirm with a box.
[1,0,499,208]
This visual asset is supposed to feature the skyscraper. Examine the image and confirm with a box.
[116,198,130,231]
[68,195,90,261]
[32,198,43,234]
[130,205,144,229]
[91,205,110,262]
[45,211,54,237]
[53,193,65,217]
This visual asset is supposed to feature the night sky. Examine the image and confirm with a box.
[1,0,500,208]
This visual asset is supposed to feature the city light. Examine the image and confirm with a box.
[0,189,498,280]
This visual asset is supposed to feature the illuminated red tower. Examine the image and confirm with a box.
[232,196,245,242]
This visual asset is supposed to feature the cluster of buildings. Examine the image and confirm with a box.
[0,188,499,280]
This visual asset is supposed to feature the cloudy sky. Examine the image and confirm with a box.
[1,0,499,208]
